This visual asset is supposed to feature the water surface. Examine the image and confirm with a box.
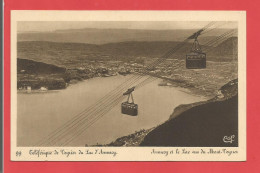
[17,75,206,146]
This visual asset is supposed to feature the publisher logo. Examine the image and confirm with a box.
[223,135,235,143]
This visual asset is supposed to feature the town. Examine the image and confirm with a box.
[17,55,237,98]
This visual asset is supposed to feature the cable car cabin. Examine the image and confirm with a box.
[186,32,206,69]
[121,102,138,116]
[186,52,206,69]
[121,87,138,116]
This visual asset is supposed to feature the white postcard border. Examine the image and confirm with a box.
[10,10,246,161]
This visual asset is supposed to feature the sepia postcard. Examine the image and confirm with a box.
[11,10,246,161]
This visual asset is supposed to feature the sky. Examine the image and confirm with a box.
[17,21,238,32]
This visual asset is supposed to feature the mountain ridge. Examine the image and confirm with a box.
[18,28,234,44]
[17,38,238,68]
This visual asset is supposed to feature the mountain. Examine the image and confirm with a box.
[140,79,238,147]
[140,95,238,147]
[208,37,238,56]
[18,28,231,44]
[17,41,195,67]
[17,38,237,67]
[17,58,67,90]
[17,58,66,74]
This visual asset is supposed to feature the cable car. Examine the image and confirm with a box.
[186,52,206,69]
[121,87,138,116]
[186,30,206,69]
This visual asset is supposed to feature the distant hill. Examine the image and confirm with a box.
[17,39,237,67]
[17,41,196,66]
[17,58,66,74]
[208,37,238,57]
[18,28,232,44]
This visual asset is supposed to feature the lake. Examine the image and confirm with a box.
[17,75,206,146]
